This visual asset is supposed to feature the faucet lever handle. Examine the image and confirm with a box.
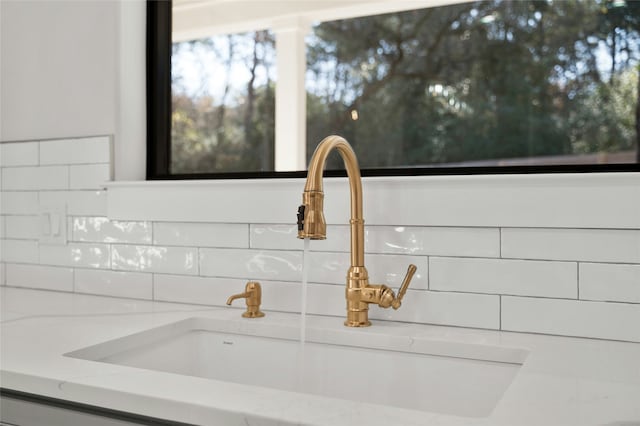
[391,264,417,310]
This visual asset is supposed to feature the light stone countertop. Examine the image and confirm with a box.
[1,287,639,426]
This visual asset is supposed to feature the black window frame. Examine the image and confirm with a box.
[146,0,640,181]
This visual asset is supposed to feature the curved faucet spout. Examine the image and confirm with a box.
[303,135,363,221]
[298,135,364,267]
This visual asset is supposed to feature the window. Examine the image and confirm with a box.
[171,30,275,174]
[147,0,640,179]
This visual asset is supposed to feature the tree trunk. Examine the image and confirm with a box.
[610,27,617,85]
[636,66,640,163]
[244,32,259,168]
[216,35,235,157]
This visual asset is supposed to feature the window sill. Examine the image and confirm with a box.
[105,172,640,229]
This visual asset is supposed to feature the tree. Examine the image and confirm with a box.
[171,1,639,173]
[306,0,639,168]
[171,31,275,174]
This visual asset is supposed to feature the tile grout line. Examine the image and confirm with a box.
[196,247,201,277]
[0,162,112,169]
[577,262,580,300]
[499,294,502,330]
[426,256,430,290]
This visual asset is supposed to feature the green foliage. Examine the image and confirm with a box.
[569,67,638,154]
[171,30,275,174]
[306,0,639,168]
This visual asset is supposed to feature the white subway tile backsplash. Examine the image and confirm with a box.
[249,224,341,253]
[502,228,640,263]
[112,244,198,275]
[2,166,68,191]
[38,244,69,266]
[258,280,344,316]
[303,225,352,253]
[199,248,302,282]
[154,222,248,248]
[154,274,244,306]
[153,274,346,317]
[249,223,294,250]
[1,239,38,263]
[368,254,428,289]
[67,191,108,216]
[303,282,346,317]
[4,215,39,240]
[307,251,428,289]
[502,296,640,342]
[430,257,577,298]
[580,263,640,303]
[39,190,107,216]
[39,136,111,165]
[251,224,500,258]
[69,164,111,190]
[75,268,152,299]
[3,136,640,342]
[370,290,500,329]
[367,226,500,257]
[72,217,151,244]
[306,250,349,285]
[0,142,39,167]
[6,263,73,292]
[39,243,110,268]
[1,192,39,215]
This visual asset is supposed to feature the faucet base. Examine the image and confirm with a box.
[345,309,371,327]
[344,319,371,327]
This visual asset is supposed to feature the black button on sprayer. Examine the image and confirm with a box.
[297,205,305,231]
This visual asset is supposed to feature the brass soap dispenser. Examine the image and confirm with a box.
[226,281,265,318]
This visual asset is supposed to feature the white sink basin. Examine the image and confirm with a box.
[67,317,528,418]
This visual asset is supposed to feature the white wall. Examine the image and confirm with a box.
[0,0,145,180]
[0,1,117,142]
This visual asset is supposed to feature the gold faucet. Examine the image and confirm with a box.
[297,135,417,327]
[226,281,265,318]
